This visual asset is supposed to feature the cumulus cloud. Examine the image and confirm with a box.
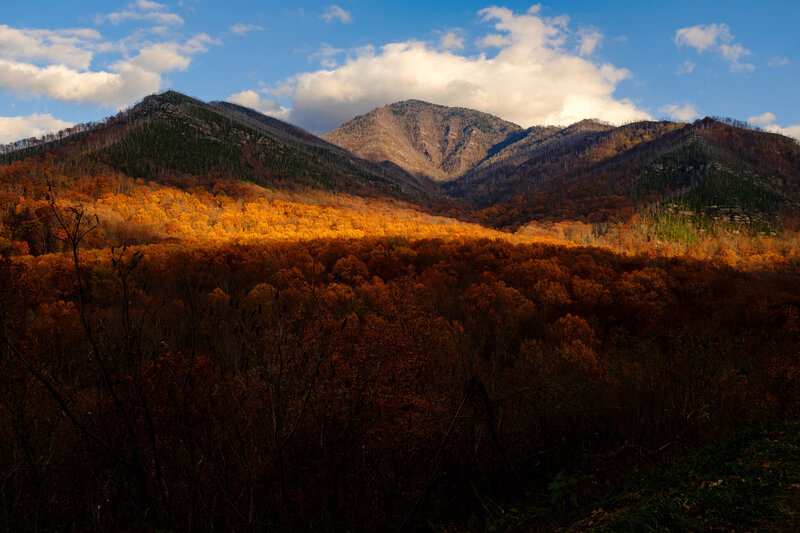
[719,43,753,72]
[0,59,161,108]
[659,103,699,121]
[230,23,263,36]
[674,23,753,72]
[243,6,648,133]
[0,113,73,144]
[674,23,731,52]
[321,5,352,24]
[226,90,290,121]
[440,31,464,51]
[477,33,511,48]
[0,22,218,109]
[96,0,184,26]
[577,26,602,56]
[767,124,800,141]
[747,112,776,126]
[747,112,800,141]
[0,25,101,70]
[129,43,190,72]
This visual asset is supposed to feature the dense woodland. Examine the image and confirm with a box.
[2,93,800,531]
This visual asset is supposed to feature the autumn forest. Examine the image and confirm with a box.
[2,92,800,531]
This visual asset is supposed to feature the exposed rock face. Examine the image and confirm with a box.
[323,100,522,182]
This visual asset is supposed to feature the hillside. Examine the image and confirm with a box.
[448,118,800,230]
[322,99,522,182]
[0,91,439,203]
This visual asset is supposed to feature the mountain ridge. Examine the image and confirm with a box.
[0,91,440,204]
[3,92,799,231]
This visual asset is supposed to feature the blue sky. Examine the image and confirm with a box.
[0,0,797,143]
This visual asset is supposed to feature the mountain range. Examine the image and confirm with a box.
[0,91,438,204]
[325,99,800,227]
[2,91,799,229]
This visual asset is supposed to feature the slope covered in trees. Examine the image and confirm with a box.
[455,118,800,231]
[3,230,800,530]
[0,91,440,204]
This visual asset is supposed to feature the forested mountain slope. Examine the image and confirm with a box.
[448,118,800,229]
[0,91,439,203]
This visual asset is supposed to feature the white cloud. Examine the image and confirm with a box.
[226,90,290,121]
[269,82,295,99]
[264,6,648,134]
[676,60,695,75]
[0,59,161,108]
[230,23,263,36]
[768,56,789,67]
[440,31,464,51]
[0,25,218,109]
[96,1,184,26]
[659,103,699,121]
[577,26,602,56]
[719,43,754,72]
[0,113,73,144]
[674,23,731,52]
[0,25,101,70]
[477,33,511,48]
[129,43,190,72]
[309,43,343,68]
[674,23,753,72]
[321,5,352,24]
[134,0,165,10]
[767,124,800,141]
[746,112,800,141]
[747,112,776,126]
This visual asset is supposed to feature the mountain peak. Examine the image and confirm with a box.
[323,100,522,182]
[144,90,197,106]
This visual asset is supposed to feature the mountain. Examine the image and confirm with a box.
[444,118,620,206]
[4,93,798,231]
[0,91,439,203]
[321,98,800,229]
[447,117,800,227]
[322,100,522,182]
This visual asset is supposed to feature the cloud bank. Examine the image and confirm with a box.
[237,5,648,133]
